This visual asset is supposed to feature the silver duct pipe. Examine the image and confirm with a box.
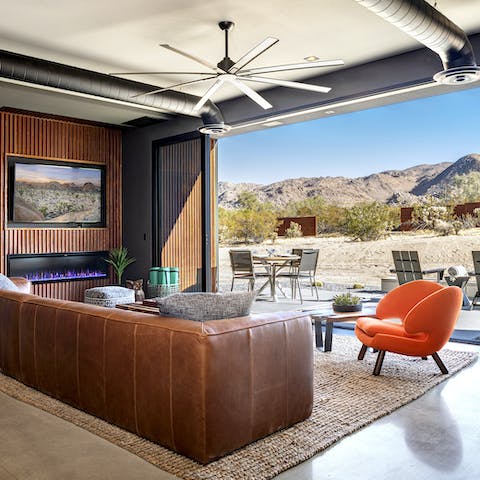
[355,0,480,84]
[0,49,230,134]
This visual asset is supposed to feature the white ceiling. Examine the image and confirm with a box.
[0,0,480,123]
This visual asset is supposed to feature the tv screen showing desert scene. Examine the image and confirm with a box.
[13,162,103,223]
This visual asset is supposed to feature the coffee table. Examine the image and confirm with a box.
[310,307,376,352]
[116,302,159,315]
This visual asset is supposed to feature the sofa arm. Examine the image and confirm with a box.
[10,277,32,293]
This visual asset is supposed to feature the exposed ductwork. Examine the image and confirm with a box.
[0,49,230,134]
[355,0,480,85]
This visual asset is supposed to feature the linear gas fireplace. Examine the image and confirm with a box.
[7,251,109,284]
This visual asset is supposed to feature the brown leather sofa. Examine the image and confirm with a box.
[0,281,313,464]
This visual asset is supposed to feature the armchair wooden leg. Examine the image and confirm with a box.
[373,350,386,376]
[432,352,449,374]
[421,356,428,360]
[358,344,368,360]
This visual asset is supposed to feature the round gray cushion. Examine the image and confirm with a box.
[84,286,135,308]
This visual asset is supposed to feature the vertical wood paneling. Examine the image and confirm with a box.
[1,111,122,301]
[210,139,218,292]
[159,139,203,292]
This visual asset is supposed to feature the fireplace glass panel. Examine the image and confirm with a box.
[7,251,109,283]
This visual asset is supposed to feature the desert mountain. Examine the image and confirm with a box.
[218,161,454,209]
[412,154,480,196]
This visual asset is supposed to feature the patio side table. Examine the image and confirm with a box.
[310,307,376,352]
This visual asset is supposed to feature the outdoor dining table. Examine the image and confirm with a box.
[253,254,300,302]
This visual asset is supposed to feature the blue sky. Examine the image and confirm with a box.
[16,163,101,186]
[218,86,480,184]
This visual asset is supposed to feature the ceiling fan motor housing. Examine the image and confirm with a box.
[217,57,236,72]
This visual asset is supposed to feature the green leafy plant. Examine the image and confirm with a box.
[104,247,136,285]
[219,193,280,244]
[343,202,393,241]
[332,292,361,306]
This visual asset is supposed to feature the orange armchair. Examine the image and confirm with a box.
[355,280,463,376]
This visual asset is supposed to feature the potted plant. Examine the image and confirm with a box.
[332,292,362,313]
[104,247,136,285]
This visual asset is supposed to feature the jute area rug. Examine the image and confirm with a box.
[0,335,476,480]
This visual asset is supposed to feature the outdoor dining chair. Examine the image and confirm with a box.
[229,249,271,292]
[391,250,445,285]
[279,249,320,303]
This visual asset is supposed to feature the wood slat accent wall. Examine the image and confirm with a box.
[158,139,203,292]
[0,111,122,301]
[210,138,218,291]
[153,137,218,292]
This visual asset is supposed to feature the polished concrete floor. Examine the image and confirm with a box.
[0,341,478,479]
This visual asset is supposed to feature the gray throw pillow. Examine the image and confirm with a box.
[157,291,256,321]
[0,273,19,291]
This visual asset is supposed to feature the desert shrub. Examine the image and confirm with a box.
[232,209,279,243]
[411,196,463,235]
[386,205,402,230]
[432,219,455,236]
[282,195,348,234]
[343,202,393,241]
[317,205,347,234]
[282,195,326,217]
[218,207,235,244]
[220,193,279,244]
[412,197,452,230]
[352,283,364,289]
[460,209,480,229]
[440,172,480,203]
[268,232,278,244]
[285,221,303,238]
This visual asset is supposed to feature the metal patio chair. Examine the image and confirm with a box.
[279,249,320,303]
[229,249,271,292]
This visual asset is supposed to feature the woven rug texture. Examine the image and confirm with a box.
[0,335,476,480]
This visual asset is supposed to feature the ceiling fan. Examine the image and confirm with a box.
[111,21,344,111]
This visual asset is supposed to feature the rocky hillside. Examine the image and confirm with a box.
[219,154,480,209]
[219,161,454,209]
[412,154,480,196]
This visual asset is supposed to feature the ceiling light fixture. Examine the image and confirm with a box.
[232,82,439,131]
[304,56,320,62]
[263,121,284,127]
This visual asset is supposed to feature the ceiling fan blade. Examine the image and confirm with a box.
[227,78,272,109]
[193,78,226,111]
[110,71,216,76]
[160,44,217,71]
[238,59,344,75]
[228,37,279,74]
[243,75,331,93]
[131,76,217,99]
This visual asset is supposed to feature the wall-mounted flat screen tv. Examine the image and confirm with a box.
[8,156,106,228]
